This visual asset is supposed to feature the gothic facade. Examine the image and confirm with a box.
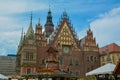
[16,9,100,77]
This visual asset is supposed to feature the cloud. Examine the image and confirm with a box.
[0,48,6,56]
[0,0,120,56]
[0,0,48,15]
[78,28,87,40]
[0,31,21,55]
[0,15,28,55]
[0,0,46,55]
[90,7,120,47]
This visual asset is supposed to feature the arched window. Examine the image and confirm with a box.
[90,56,93,61]
[27,68,31,74]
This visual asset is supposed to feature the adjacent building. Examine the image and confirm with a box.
[16,9,100,77]
[0,54,16,76]
[99,43,120,66]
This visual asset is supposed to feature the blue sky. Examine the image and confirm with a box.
[0,0,120,55]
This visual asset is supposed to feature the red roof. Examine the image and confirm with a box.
[99,43,120,54]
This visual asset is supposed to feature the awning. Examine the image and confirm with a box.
[86,63,115,76]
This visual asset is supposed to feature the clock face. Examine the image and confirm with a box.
[63,46,69,53]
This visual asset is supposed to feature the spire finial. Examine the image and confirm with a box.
[88,24,91,31]
[89,24,91,29]
[38,18,40,26]
[20,27,23,40]
[19,27,24,46]
[87,24,91,32]
[22,27,23,36]
[38,18,40,23]
[30,12,32,25]
[63,10,67,19]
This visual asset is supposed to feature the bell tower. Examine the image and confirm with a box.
[17,13,37,75]
[44,8,54,37]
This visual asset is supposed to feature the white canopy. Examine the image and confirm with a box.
[0,74,8,79]
[86,63,115,76]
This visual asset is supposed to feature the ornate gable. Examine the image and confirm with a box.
[51,12,80,51]
[80,28,98,52]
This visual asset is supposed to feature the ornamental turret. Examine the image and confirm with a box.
[35,18,42,40]
[44,9,54,37]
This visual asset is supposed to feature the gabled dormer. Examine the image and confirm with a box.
[80,27,99,52]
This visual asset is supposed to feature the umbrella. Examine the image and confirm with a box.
[0,74,8,79]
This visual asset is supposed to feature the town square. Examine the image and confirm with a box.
[0,0,120,80]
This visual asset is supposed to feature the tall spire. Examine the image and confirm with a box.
[37,18,42,28]
[47,9,53,25]
[26,12,34,38]
[19,28,24,46]
[62,10,68,19]
[38,18,40,24]
[30,12,32,26]
[44,6,54,37]
[87,25,92,34]
[21,27,23,39]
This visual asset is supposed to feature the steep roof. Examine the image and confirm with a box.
[50,11,80,50]
[99,43,120,54]
[18,28,23,47]
[26,13,34,38]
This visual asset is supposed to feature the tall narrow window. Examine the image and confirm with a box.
[90,56,93,61]
[30,53,33,60]
[76,58,79,66]
[58,57,63,65]
[87,56,89,61]
[27,68,31,74]
[26,52,33,61]
[42,59,45,65]
[94,57,96,62]
[69,57,72,66]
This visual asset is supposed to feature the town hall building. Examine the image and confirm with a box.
[16,9,100,77]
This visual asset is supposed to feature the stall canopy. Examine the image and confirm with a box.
[86,63,115,76]
[0,74,8,79]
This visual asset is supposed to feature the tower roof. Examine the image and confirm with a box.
[44,8,54,37]
[62,10,68,19]
[36,18,42,28]
[26,12,34,37]
[45,9,54,26]
[18,28,23,46]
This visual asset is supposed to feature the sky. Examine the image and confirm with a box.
[0,0,120,55]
